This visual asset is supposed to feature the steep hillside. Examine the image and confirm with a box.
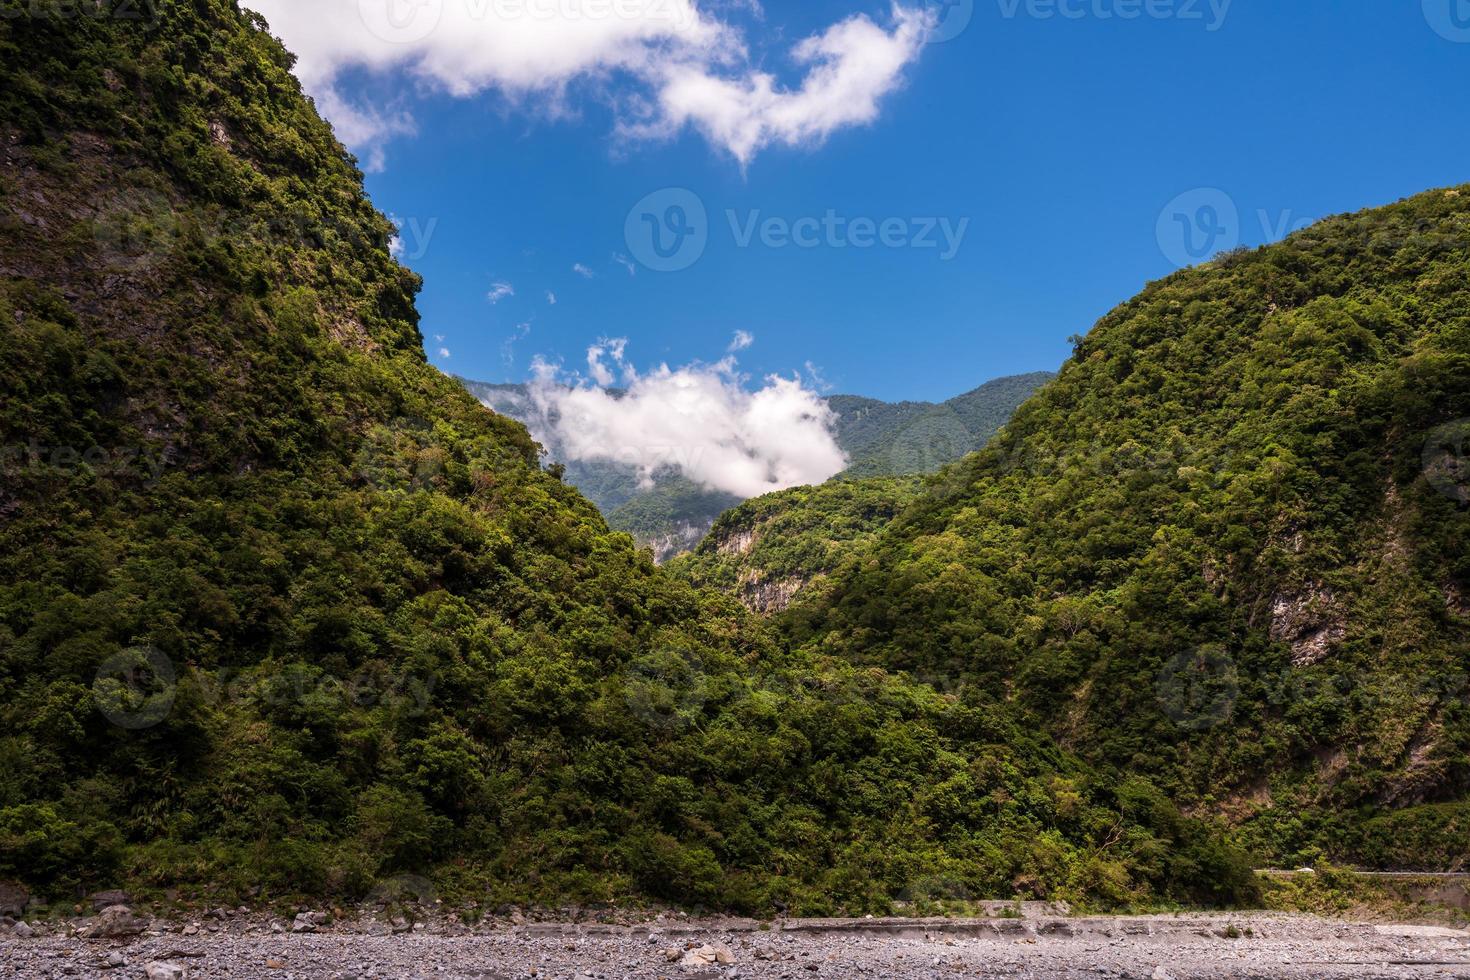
[670,477,924,614]
[788,189,1470,869]
[0,1,1243,913]
[835,372,1056,478]
[459,373,1050,560]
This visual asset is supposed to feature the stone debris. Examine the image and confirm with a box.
[0,912,1466,978]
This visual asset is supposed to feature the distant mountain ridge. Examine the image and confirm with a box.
[458,372,1054,559]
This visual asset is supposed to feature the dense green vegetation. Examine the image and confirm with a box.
[670,477,925,612]
[0,0,1256,914]
[832,372,1055,479]
[786,188,1470,868]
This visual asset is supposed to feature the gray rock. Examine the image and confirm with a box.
[145,962,187,980]
[11,920,35,939]
[682,943,736,966]
[85,905,148,939]
[292,910,329,933]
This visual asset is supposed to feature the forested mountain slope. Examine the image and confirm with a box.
[787,190,1470,868]
[0,0,1245,913]
[670,477,926,614]
[833,371,1056,478]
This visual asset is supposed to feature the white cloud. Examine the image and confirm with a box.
[241,1,931,167]
[585,337,632,386]
[502,320,532,368]
[632,6,933,164]
[728,329,754,352]
[438,347,451,359]
[613,252,638,276]
[523,340,846,499]
[573,263,596,279]
[804,359,833,392]
[487,281,515,304]
[546,290,558,305]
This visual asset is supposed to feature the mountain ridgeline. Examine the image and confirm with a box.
[459,373,1053,561]
[0,0,1464,919]
[0,0,1254,913]
[783,191,1470,868]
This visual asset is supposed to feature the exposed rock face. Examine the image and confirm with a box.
[739,571,807,615]
[1268,583,1346,665]
[643,521,713,564]
[718,527,759,557]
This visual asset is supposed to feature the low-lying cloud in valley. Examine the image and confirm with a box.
[519,339,847,499]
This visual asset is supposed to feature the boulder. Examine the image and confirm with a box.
[291,910,328,933]
[145,962,187,980]
[681,943,736,966]
[86,905,147,939]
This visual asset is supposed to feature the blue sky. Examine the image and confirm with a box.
[253,1,1470,404]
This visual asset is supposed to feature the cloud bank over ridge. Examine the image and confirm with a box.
[515,338,847,499]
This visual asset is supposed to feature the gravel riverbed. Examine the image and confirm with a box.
[4,913,1469,979]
